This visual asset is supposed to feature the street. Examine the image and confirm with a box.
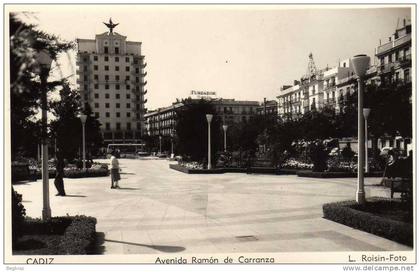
[13,159,411,254]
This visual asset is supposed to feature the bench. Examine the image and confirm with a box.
[382,157,412,202]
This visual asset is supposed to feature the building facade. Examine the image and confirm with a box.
[144,103,182,137]
[375,19,412,86]
[144,98,260,136]
[76,20,148,144]
[256,99,278,116]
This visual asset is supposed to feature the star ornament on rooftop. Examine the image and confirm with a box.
[103,18,119,34]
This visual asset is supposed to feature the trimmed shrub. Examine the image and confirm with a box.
[33,167,109,179]
[12,187,26,246]
[58,215,97,255]
[15,215,97,255]
[23,217,73,235]
[323,199,413,246]
[64,168,109,178]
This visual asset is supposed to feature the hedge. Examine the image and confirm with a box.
[322,199,413,246]
[15,215,97,254]
[297,170,383,178]
[58,215,97,255]
[32,168,109,180]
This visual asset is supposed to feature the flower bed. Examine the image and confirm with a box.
[323,198,413,246]
[13,215,98,255]
[33,164,109,179]
[281,158,313,170]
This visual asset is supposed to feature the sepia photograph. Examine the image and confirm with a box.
[3,3,416,269]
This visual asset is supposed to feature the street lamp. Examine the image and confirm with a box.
[222,124,228,152]
[159,135,162,154]
[206,114,213,169]
[170,130,175,158]
[36,49,53,220]
[363,108,371,174]
[351,54,370,205]
[79,114,87,170]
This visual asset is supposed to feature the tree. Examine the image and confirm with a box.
[10,13,74,159]
[175,99,222,163]
[50,85,82,162]
[82,104,104,157]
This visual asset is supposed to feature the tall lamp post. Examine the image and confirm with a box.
[363,108,371,174]
[351,54,370,205]
[79,114,87,170]
[36,50,53,220]
[206,114,213,169]
[170,130,175,158]
[222,125,228,152]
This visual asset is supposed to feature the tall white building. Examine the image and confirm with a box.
[76,19,148,144]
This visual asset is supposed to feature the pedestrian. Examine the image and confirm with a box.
[54,149,66,196]
[110,151,121,189]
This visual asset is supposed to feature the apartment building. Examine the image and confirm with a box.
[76,20,148,144]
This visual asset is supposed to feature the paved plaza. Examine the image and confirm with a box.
[13,159,411,254]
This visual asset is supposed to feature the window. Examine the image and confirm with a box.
[83,75,88,81]
[116,112,120,118]
[137,122,141,129]
[404,69,410,83]
[104,46,108,54]
[94,84,98,89]
[94,93,99,99]
[84,94,88,100]
[104,56,109,62]
[127,123,131,130]
[127,112,131,117]
[84,84,88,90]
[125,66,130,72]
[95,112,99,118]
[116,84,120,90]
[126,76,130,81]
[84,66,88,71]
[105,84,109,90]
[116,123,121,130]
[136,95,140,101]
[126,94,131,99]
[105,65,109,71]
[105,75,109,81]
[125,57,129,62]
[94,74,98,80]
[115,56,119,62]
[115,75,120,80]
[94,65,98,71]
[105,93,110,99]
[116,103,120,108]
[136,77,139,82]
[126,103,131,108]
[115,47,119,54]
[105,103,110,108]
[126,85,130,90]
[94,56,98,61]
[106,112,110,118]
[115,66,119,71]
[135,68,139,73]
[94,103,99,108]
[116,94,120,99]
[105,123,110,130]
[343,63,346,68]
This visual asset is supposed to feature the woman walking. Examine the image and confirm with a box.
[110,151,120,189]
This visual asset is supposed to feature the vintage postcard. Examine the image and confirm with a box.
[3,3,416,270]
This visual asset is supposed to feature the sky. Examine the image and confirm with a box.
[10,5,412,110]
